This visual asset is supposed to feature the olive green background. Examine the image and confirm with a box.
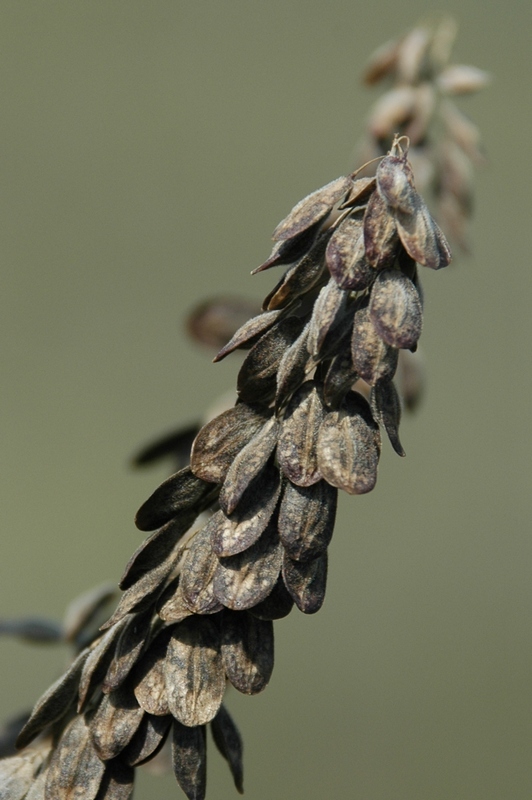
[0,2,529,799]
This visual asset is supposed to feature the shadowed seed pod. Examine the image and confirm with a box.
[1,21,486,800]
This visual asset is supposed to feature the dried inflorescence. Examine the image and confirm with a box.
[0,22,487,800]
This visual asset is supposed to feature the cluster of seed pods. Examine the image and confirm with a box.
[6,138,451,800]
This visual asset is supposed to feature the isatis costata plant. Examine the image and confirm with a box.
[0,20,487,800]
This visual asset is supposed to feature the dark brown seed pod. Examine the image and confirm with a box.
[180,526,224,615]
[237,316,304,403]
[120,513,196,590]
[122,713,172,767]
[263,231,330,311]
[317,391,381,495]
[97,757,135,800]
[395,202,452,269]
[213,308,283,362]
[253,217,323,274]
[165,616,225,728]
[219,417,280,516]
[16,649,88,750]
[78,622,129,711]
[102,607,153,694]
[221,611,274,695]
[351,304,399,385]
[132,423,200,471]
[0,616,63,644]
[44,715,105,800]
[338,176,376,208]
[376,153,418,214]
[135,467,213,532]
[370,379,406,456]
[172,721,207,800]
[282,551,328,614]
[275,323,311,413]
[323,339,359,409]
[213,519,283,611]
[307,278,349,359]
[156,577,194,624]
[212,463,281,558]
[326,216,375,291]
[190,404,270,484]
[363,190,399,270]
[277,381,326,487]
[211,705,244,795]
[90,685,144,761]
[369,269,423,350]
[273,176,350,241]
[132,629,172,717]
[278,479,337,562]
[247,575,294,621]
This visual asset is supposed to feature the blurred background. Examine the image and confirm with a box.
[0,1,529,798]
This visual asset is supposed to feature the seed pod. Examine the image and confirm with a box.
[351,304,399,385]
[221,610,274,695]
[367,86,416,139]
[213,519,283,611]
[191,404,270,484]
[212,463,281,558]
[282,551,328,614]
[16,649,88,750]
[363,190,399,269]
[263,231,330,311]
[278,480,337,562]
[369,269,423,350]
[273,176,350,241]
[437,64,491,95]
[157,577,194,624]
[45,715,105,800]
[362,36,401,85]
[172,721,206,800]
[90,684,144,761]
[323,343,359,409]
[101,607,153,694]
[317,391,381,495]
[338,177,376,209]
[165,616,224,728]
[219,417,280,516]
[275,323,311,412]
[78,622,127,711]
[211,705,244,795]
[326,216,374,291]
[376,154,418,214]
[133,629,172,717]
[135,467,213,532]
[122,713,172,767]
[180,526,224,615]
[237,316,303,403]
[253,217,323,274]
[97,757,135,800]
[277,381,325,487]
[307,278,349,359]
[213,308,283,362]
[121,513,196,590]
[248,575,294,621]
[395,202,452,270]
[370,379,405,456]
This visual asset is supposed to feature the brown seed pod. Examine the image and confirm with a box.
[97,757,135,799]
[278,479,337,562]
[122,713,172,767]
[307,278,349,359]
[78,622,128,711]
[221,610,274,695]
[326,215,374,291]
[370,379,406,457]
[45,715,105,800]
[211,705,244,795]
[282,551,328,614]
[237,316,303,403]
[395,201,452,270]
[351,304,399,385]
[172,721,207,800]
[132,629,172,717]
[317,391,381,495]
[253,217,323,274]
[156,577,194,624]
[102,607,153,694]
[376,154,418,214]
[247,575,294,621]
[165,616,225,728]
[273,176,351,241]
[369,269,423,350]
[180,526,224,615]
[121,513,196,590]
[262,231,331,311]
[277,381,326,487]
[90,684,144,761]
[135,467,213,532]
[275,322,312,412]
[363,190,399,269]
[213,308,283,362]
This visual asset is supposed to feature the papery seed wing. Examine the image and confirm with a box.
[376,154,417,214]
[219,417,280,516]
[211,705,244,794]
[323,343,359,409]
[370,379,405,456]
[277,381,325,486]
[121,513,196,589]
[180,525,224,615]
[253,217,323,274]
[369,269,423,349]
[396,202,452,270]
[307,278,348,359]
[338,177,376,209]
[172,721,206,800]
[273,176,350,241]
[237,317,303,403]
[157,578,194,624]
[275,323,311,413]
[317,391,381,495]
[263,231,330,311]
[351,304,398,385]
[96,758,135,800]
[363,190,399,269]
[90,685,144,761]
[248,574,294,621]
[165,616,224,727]
[102,607,153,694]
[16,649,88,750]
[135,467,213,532]
[132,629,172,717]
[213,309,283,362]
[190,404,270,484]
[326,217,374,291]
[213,519,283,611]
[278,480,337,562]
[78,622,128,711]
[122,713,171,767]
[221,611,274,695]
[44,715,105,800]
[282,551,328,614]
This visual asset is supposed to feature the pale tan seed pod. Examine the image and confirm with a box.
[79,622,127,710]
[213,308,283,362]
[236,316,303,402]
[123,714,171,767]
[367,86,417,140]
[273,177,351,241]
[405,82,437,146]
[369,270,423,350]
[362,36,401,85]
[157,579,194,625]
[396,24,432,83]
[440,99,485,164]
[437,64,491,95]
[307,278,348,359]
[102,607,153,694]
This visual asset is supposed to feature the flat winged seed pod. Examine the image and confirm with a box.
[273,176,350,241]
[5,21,488,800]
[277,381,325,486]
[317,391,381,495]
[369,269,423,350]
